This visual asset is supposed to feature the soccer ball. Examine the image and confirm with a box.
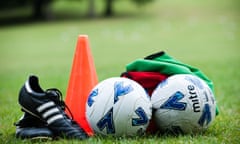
[86,77,152,136]
[151,74,216,134]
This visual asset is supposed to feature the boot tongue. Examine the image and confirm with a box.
[47,90,60,99]
[46,89,66,110]
[46,89,75,120]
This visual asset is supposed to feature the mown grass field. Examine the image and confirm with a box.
[0,0,239,143]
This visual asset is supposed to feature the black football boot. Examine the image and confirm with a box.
[14,112,53,140]
[18,75,88,140]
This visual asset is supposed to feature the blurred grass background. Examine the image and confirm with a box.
[0,0,239,143]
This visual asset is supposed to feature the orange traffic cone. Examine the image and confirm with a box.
[65,35,98,136]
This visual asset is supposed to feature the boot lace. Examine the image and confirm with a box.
[46,88,74,120]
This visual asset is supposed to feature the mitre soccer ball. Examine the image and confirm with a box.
[86,77,152,136]
[151,74,216,134]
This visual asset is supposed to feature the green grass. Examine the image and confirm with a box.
[0,0,239,143]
